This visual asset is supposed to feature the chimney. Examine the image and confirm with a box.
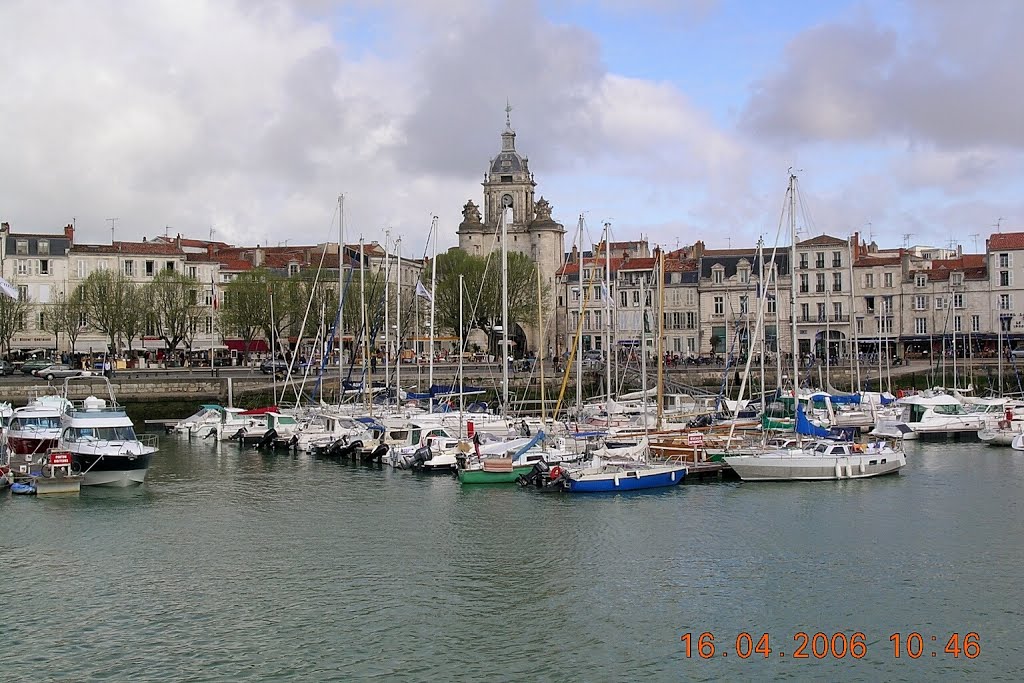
[63,223,74,243]
[207,244,215,258]
[1,222,10,233]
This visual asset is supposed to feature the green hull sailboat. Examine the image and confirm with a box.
[457,463,535,484]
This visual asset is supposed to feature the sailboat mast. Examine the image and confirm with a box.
[429,215,438,413]
[604,222,612,406]
[338,194,345,404]
[360,238,370,415]
[656,247,665,430]
[758,238,766,413]
[270,284,277,406]
[384,229,390,393]
[459,274,465,426]
[849,240,860,392]
[501,207,509,417]
[789,172,800,398]
[538,266,547,426]
[774,263,782,391]
[395,238,402,407]
[575,214,584,414]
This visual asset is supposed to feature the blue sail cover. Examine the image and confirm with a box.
[512,430,545,460]
[796,404,832,438]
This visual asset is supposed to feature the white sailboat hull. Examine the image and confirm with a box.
[724,452,905,481]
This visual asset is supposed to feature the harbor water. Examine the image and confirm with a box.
[1,436,1021,681]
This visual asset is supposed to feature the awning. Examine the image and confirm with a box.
[225,339,269,353]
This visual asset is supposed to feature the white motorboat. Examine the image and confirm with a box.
[58,378,158,487]
[871,394,983,441]
[724,439,905,481]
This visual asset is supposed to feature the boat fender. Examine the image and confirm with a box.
[846,463,853,478]
[834,463,842,479]
[549,466,562,480]
[614,474,620,487]
[670,471,675,482]
[859,462,866,474]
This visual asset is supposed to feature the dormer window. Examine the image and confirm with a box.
[712,265,724,284]
[38,240,49,255]
[915,273,927,287]
[951,272,964,287]
[288,263,299,276]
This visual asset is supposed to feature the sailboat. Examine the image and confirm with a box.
[722,173,906,481]
[562,248,688,492]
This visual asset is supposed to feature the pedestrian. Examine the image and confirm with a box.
[370,354,377,373]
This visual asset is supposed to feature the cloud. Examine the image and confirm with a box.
[740,1,1024,149]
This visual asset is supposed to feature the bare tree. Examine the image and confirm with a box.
[0,288,32,357]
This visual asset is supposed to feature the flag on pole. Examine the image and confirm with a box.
[0,276,18,301]
[415,281,433,304]
[600,281,610,302]
[211,275,219,310]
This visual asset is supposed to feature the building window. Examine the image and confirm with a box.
[856,318,864,334]
[15,240,28,255]
[37,311,45,329]
[915,318,928,334]
[865,296,875,313]
[739,295,748,314]
[914,295,928,310]
[165,261,175,273]
[800,303,809,321]
[738,268,749,284]
[584,311,591,330]
[832,273,842,292]
[972,315,980,333]
[77,260,87,278]
[712,268,723,284]
[38,259,49,275]
[767,297,776,314]
[632,290,640,306]
[884,272,893,288]
[833,302,843,319]
[999,294,1012,311]
[954,316,962,333]
[17,285,27,300]
[799,254,808,269]
[619,291,627,307]
[864,273,874,288]
[817,303,826,321]
[1000,271,1012,287]
[17,260,28,276]
[999,253,1010,268]
[880,317,893,335]
[38,240,49,255]
[935,296,946,310]
[124,260,134,277]
[594,310,602,329]
[79,311,87,328]
[832,251,842,268]
[815,273,825,293]
[188,266,197,279]
[145,260,155,276]
[915,274,927,287]
[953,293,964,309]
[799,273,809,293]
[951,272,963,287]
[815,252,825,268]
[881,296,893,313]
[713,296,724,315]
[685,311,696,329]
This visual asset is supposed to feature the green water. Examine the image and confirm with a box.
[1,438,1021,681]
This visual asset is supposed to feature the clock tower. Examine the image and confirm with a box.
[457,106,566,355]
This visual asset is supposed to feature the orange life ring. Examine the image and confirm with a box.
[549,466,563,480]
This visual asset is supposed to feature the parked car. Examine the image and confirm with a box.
[20,358,55,375]
[1011,347,1024,359]
[0,360,15,375]
[260,359,291,375]
[33,364,92,381]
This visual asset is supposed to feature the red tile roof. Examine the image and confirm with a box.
[71,241,184,256]
[988,232,1024,250]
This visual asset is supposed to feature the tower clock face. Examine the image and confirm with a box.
[501,194,513,208]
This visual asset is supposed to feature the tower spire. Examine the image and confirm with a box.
[505,98,513,130]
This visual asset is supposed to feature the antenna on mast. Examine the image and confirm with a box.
[107,218,118,243]
[995,217,1005,233]
[901,233,914,249]
[969,233,980,252]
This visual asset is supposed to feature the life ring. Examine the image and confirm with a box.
[897,389,904,398]
[549,466,563,480]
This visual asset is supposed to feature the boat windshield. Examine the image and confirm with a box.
[814,442,830,454]
[12,416,61,430]
[933,404,965,416]
[64,426,138,441]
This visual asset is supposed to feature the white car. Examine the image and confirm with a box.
[33,364,93,381]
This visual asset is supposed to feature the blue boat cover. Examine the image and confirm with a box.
[796,404,832,438]
[406,384,485,399]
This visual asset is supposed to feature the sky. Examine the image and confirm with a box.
[2,0,1022,258]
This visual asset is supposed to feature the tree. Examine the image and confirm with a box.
[119,279,145,353]
[48,287,88,355]
[80,269,134,353]
[219,268,272,364]
[429,248,545,356]
[144,270,204,355]
[0,289,32,357]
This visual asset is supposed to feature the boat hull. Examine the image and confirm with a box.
[34,475,83,495]
[458,465,534,484]
[564,465,687,493]
[73,452,154,487]
[723,453,905,481]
